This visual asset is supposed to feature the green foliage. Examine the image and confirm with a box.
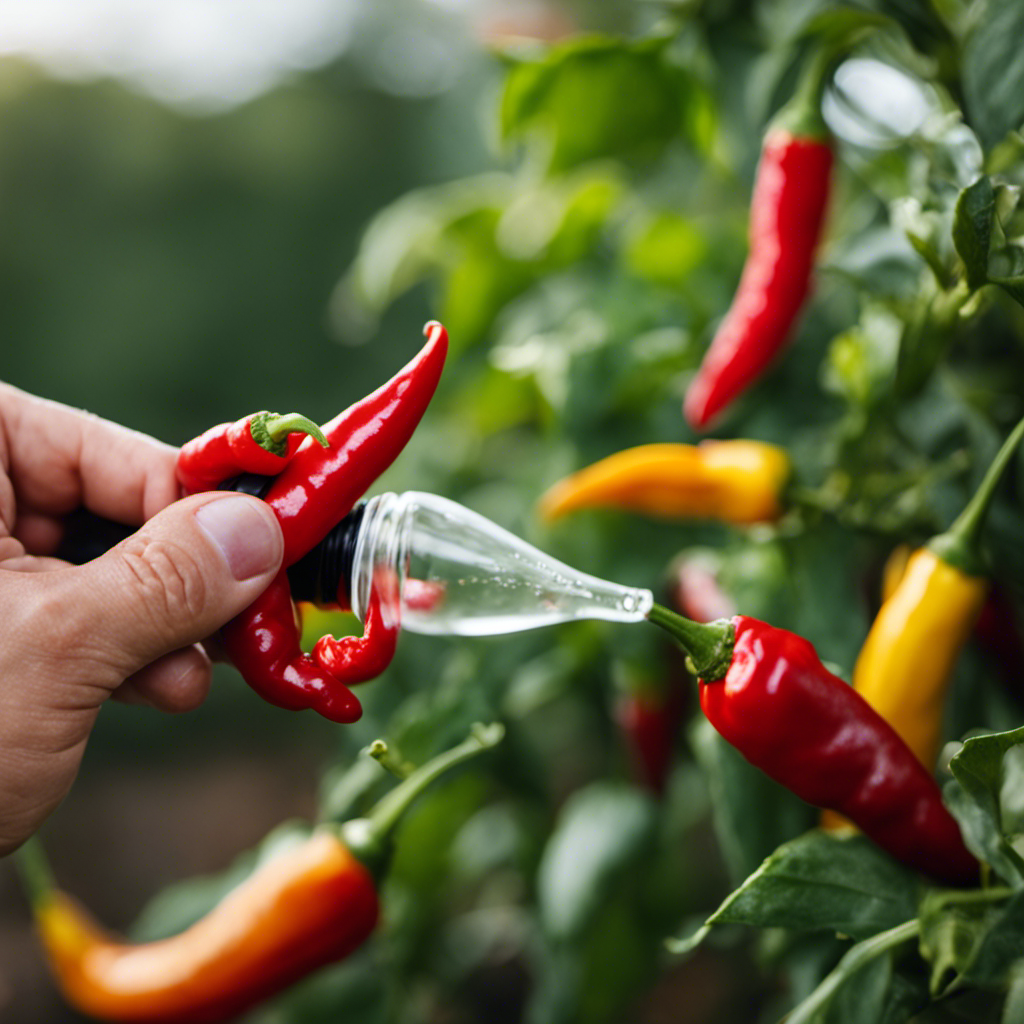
[19,1,1024,1022]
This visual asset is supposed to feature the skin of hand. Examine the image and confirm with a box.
[0,383,285,856]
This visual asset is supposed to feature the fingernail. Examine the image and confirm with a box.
[195,496,282,581]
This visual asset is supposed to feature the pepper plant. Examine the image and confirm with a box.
[21,1,1024,1022]
[327,1,1024,1020]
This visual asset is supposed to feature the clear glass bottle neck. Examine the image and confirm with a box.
[349,491,653,637]
[350,492,408,627]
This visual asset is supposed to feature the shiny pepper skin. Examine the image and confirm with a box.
[684,129,833,430]
[177,411,327,496]
[855,548,987,770]
[33,831,379,1024]
[537,441,789,524]
[188,322,449,723]
[700,616,977,886]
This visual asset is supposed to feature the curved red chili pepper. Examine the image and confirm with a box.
[265,321,449,569]
[220,322,448,720]
[648,605,978,886]
[698,616,978,886]
[684,130,832,430]
[313,593,397,684]
[177,411,328,495]
[222,570,362,723]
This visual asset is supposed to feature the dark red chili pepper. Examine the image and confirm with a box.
[185,321,449,723]
[615,677,687,796]
[683,60,833,431]
[972,583,1024,701]
[177,411,329,495]
[617,553,738,794]
[648,605,978,886]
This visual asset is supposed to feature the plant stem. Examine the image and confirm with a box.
[341,723,504,869]
[11,836,56,910]
[646,603,735,681]
[786,919,921,1024]
[929,413,1024,573]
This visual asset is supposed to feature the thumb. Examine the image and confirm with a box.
[61,492,284,685]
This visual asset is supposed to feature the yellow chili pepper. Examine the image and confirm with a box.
[537,441,790,524]
[821,418,1024,835]
[853,547,988,770]
[853,416,1024,771]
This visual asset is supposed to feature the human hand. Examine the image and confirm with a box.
[0,384,284,855]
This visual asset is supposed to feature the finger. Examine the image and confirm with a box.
[111,646,213,713]
[12,510,64,555]
[34,491,283,689]
[0,382,179,524]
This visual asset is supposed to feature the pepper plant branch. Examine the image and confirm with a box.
[11,836,56,911]
[785,919,920,1024]
[342,723,505,866]
[928,412,1024,573]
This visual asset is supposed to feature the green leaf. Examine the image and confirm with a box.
[337,174,513,321]
[536,781,657,941]
[500,36,700,172]
[988,242,1024,309]
[919,888,1022,996]
[946,726,1024,886]
[622,211,707,290]
[706,830,921,941]
[962,0,1024,148]
[784,921,923,1024]
[953,175,995,291]
[1002,962,1024,1023]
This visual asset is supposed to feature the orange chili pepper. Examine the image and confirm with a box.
[537,441,790,524]
[17,725,503,1023]
[29,831,378,1024]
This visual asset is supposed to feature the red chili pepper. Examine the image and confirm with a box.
[971,583,1024,700]
[683,61,833,431]
[184,321,449,723]
[220,569,363,723]
[648,605,978,886]
[617,553,738,794]
[264,322,448,569]
[177,411,329,495]
[615,678,687,796]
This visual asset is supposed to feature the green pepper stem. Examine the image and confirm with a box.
[646,604,735,681]
[928,413,1024,574]
[251,411,329,456]
[11,836,57,910]
[341,722,504,869]
[769,46,838,140]
[367,739,414,779]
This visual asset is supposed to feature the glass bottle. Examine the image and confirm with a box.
[288,491,653,636]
